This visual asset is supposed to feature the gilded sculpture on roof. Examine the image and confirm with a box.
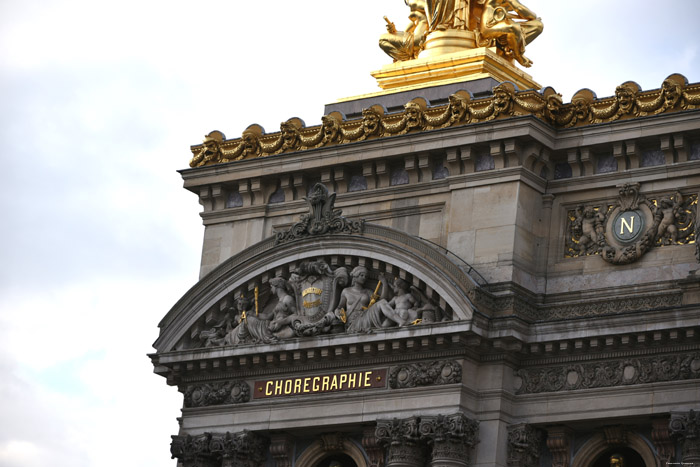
[380,0,543,67]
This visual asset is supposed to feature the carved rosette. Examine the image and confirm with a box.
[182,380,250,408]
[565,183,697,265]
[419,414,479,467]
[670,410,700,463]
[507,424,543,467]
[275,183,364,245]
[389,360,462,389]
[515,352,700,394]
[376,417,427,467]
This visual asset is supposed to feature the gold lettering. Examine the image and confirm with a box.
[339,374,348,389]
[322,376,330,391]
[265,381,273,396]
[302,287,323,297]
[275,379,283,396]
[330,375,339,390]
[303,378,310,393]
[284,379,292,394]
[293,378,302,394]
[348,372,357,388]
[620,216,635,235]
[313,377,320,392]
[364,371,371,387]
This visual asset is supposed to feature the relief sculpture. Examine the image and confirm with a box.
[565,183,697,264]
[197,261,447,349]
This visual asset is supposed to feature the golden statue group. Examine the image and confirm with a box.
[380,0,543,67]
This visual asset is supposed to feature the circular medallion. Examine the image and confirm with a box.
[612,210,644,243]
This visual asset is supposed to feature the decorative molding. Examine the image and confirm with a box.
[389,360,462,389]
[275,183,364,245]
[651,417,674,464]
[269,433,293,467]
[516,352,700,394]
[545,426,572,467]
[507,424,543,467]
[188,75,700,168]
[362,425,386,467]
[181,380,250,408]
[538,292,682,321]
[670,410,700,463]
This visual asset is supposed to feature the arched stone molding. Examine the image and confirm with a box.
[295,435,368,467]
[154,225,482,353]
[571,432,659,467]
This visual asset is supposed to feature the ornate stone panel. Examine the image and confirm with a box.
[389,360,462,389]
[515,352,700,394]
[564,183,697,264]
[181,380,250,408]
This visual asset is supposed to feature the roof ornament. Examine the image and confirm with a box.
[274,183,364,245]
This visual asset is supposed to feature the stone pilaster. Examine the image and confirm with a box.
[670,410,700,463]
[170,433,216,467]
[376,417,427,467]
[419,413,479,467]
[507,424,543,467]
[652,417,674,464]
[545,426,572,467]
[362,425,386,467]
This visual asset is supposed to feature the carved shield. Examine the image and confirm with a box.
[289,260,348,325]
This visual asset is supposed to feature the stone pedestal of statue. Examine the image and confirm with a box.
[369,47,540,93]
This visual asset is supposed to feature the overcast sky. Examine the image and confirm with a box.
[0,1,698,466]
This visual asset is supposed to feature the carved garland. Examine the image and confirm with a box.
[189,75,700,167]
[388,360,462,389]
[515,352,700,394]
[181,380,250,408]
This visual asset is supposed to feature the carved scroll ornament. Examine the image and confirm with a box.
[274,183,364,245]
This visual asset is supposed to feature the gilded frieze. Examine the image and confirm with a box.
[565,183,697,264]
[188,74,700,168]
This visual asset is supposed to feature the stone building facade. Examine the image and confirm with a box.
[151,73,700,466]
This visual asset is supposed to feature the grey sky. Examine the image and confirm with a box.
[1,1,698,465]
